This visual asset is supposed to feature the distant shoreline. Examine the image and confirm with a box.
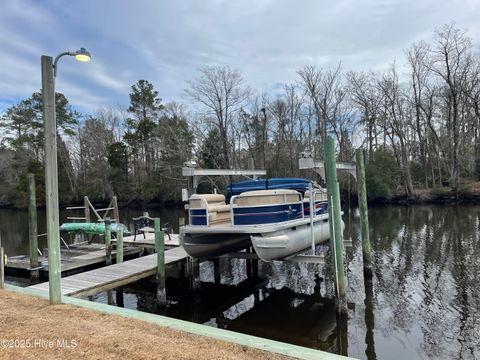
[5,188,480,210]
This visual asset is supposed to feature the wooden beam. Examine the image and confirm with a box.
[116,229,124,264]
[105,220,112,265]
[356,149,373,277]
[182,168,266,177]
[27,174,39,281]
[83,196,91,223]
[42,54,61,305]
[325,137,347,316]
[0,246,4,289]
[155,218,166,306]
[112,196,119,224]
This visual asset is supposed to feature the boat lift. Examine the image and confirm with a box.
[298,152,356,253]
[298,152,356,180]
[182,160,266,197]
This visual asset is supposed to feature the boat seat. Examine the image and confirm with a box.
[209,211,231,224]
[207,204,231,224]
[189,194,226,209]
[189,193,232,225]
[208,204,231,213]
[232,189,301,206]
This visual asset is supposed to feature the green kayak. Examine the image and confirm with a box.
[59,222,130,235]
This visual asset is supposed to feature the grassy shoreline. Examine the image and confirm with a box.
[0,289,291,360]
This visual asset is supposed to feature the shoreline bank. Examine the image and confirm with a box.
[1,286,352,360]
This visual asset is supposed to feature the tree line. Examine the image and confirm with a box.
[1,23,480,207]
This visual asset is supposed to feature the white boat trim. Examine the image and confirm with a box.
[181,213,329,235]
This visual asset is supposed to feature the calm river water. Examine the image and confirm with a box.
[1,204,479,359]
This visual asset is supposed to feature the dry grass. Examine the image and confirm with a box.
[0,290,293,360]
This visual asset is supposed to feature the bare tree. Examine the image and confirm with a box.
[297,63,344,156]
[426,24,475,193]
[376,65,415,196]
[347,71,382,153]
[185,65,251,167]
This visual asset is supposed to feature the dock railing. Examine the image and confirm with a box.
[66,195,120,224]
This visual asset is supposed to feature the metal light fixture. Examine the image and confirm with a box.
[74,47,91,62]
[53,47,92,76]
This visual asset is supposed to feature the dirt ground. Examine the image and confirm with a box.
[0,290,292,360]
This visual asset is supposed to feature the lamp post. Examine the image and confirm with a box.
[41,48,91,304]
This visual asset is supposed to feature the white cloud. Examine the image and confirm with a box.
[0,0,479,114]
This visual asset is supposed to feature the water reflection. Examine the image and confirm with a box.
[4,204,480,359]
[348,205,480,360]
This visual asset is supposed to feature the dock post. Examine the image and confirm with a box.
[107,290,114,305]
[27,173,39,282]
[0,234,4,289]
[105,218,112,265]
[0,247,4,289]
[116,288,124,307]
[213,258,221,284]
[84,196,91,243]
[355,149,373,278]
[246,247,252,278]
[84,196,91,222]
[192,259,201,292]
[364,276,376,358]
[116,229,124,263]
[112,196,119,223]
[252,255,259,279]
[324,137,348,315]
[42,55,62,305]
[155,218,166,306]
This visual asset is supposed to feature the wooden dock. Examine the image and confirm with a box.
[28,246,188,297]
[5,243,143,273]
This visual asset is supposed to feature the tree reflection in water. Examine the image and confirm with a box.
[85,205,480,360]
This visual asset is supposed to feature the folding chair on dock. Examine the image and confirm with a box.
[132,214,171,241]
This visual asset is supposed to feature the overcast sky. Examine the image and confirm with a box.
[1,0,479,114]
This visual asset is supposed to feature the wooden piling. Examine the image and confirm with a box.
[324,137,348,315]
[107,290,114,305]
[0,234,4,289]
[83,196,91,243]
[364,277,376,359]
[27,174,39,282]
[356,149,373,278]
[252,257,259,279]
[116,287,124,307]
[84,196,91,222]
[116,229,124,264]
[154,218,166,306]
[246,247,252,278]
[192,259,201,292]
[213,258,221,284]
[104,219,112,266]
[42,55,61,305]
[112,196,119,223]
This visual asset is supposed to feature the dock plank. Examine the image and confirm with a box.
[6,243,142,272]
[28,246,188,297]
